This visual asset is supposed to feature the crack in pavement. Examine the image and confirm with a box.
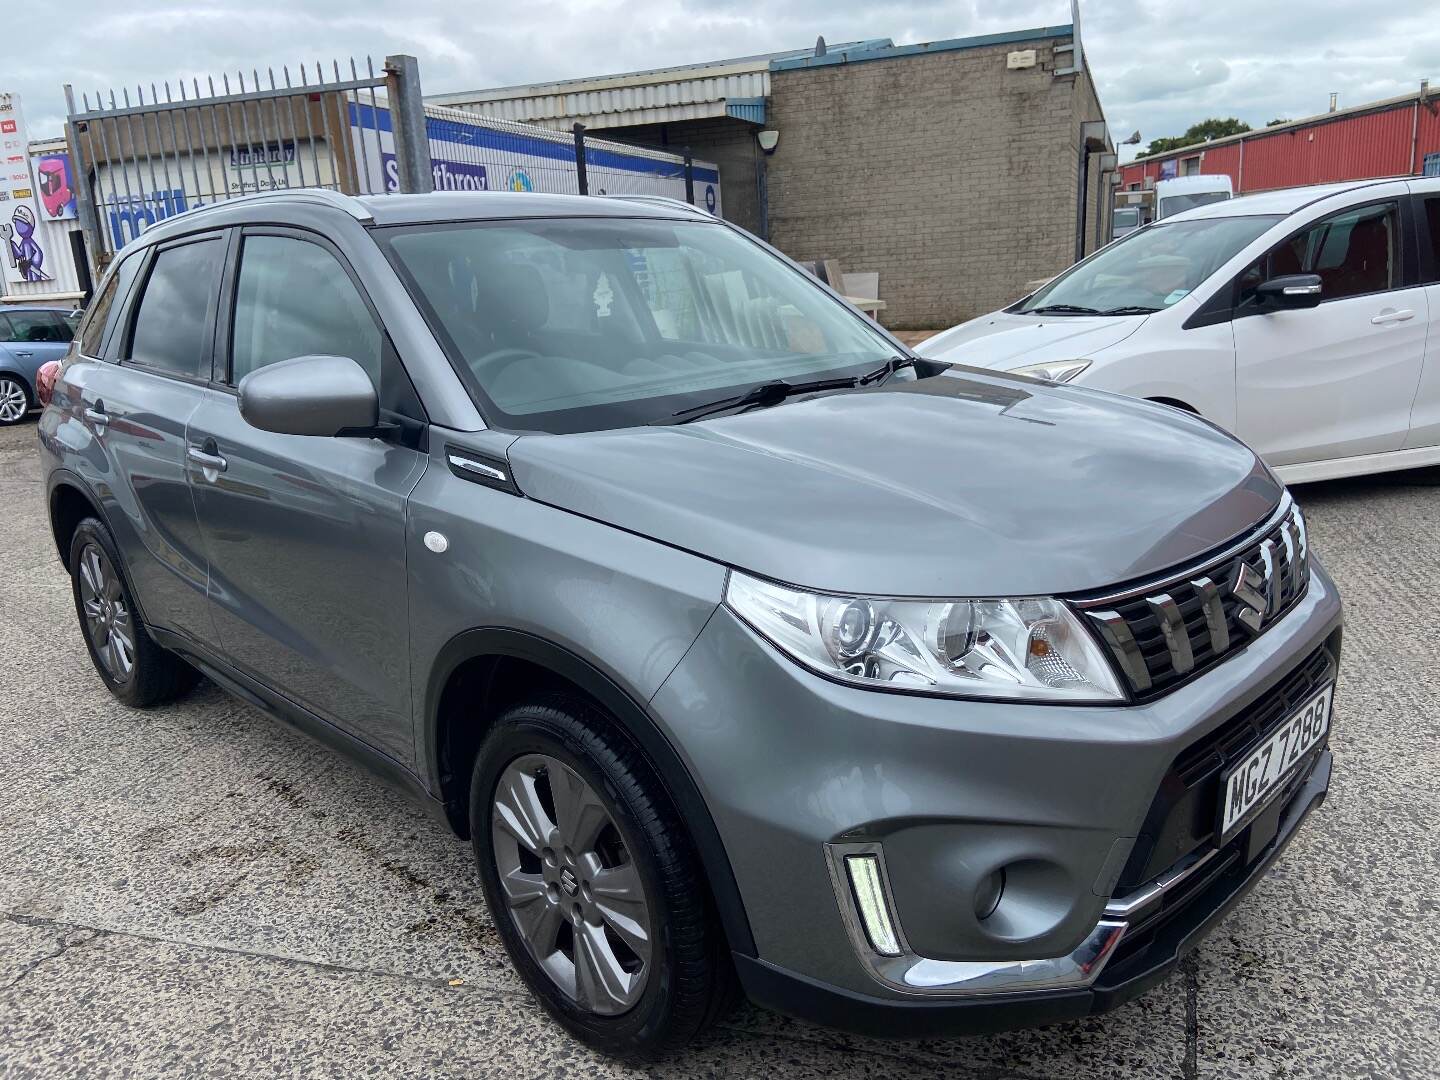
[1181,952,1200,1080]
[2,913,109,991]
[0,910,1070,1079]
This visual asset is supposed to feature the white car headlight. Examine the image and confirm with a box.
[725,571,1125,703]
[1009,359,1091,383]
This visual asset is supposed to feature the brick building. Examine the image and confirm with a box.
[431,25,1114,329]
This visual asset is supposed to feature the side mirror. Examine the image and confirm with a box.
[238,354,378,437]
[1255,273,1322,310]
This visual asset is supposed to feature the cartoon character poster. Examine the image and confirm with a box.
[0,93,50,284]
[37,153,75,221]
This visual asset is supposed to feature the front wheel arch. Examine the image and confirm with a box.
[426,627,757,958]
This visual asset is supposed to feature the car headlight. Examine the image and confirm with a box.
[1009,359,1090,383]
[724,571,1125,702]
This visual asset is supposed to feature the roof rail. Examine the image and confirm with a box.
[599,194,712,218]
[172,187,375,224]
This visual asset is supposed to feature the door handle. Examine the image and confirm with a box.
[83,402,107,431]
[1371,309,1415,325]
[14,351,33,358]
[187,446,228,476]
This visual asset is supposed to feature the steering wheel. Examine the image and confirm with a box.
[470,347,541,381]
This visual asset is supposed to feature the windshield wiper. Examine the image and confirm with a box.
[858,355,915,386]
[671,376,859,424]
[1024,303,1102,316]
[1098,305,1161,316]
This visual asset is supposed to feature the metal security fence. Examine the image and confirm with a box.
[64,55,431,270]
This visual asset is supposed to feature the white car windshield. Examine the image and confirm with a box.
[1016,214,1282,316]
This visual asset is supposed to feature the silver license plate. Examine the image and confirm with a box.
[1218,683,1332,841]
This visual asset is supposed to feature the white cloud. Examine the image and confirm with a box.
[9,0,1440,157]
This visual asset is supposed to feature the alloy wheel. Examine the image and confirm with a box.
[0,378,28,423]
[77,543,135,683]
[491,753,652,1015]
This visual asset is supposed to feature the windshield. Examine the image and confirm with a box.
[380,218,896,433]
[1159,191,1231,218]
[1016,214,1281,316]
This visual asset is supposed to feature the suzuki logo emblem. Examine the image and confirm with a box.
[1231,560,1270,634]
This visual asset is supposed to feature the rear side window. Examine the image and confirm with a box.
[0,310,72,343]
[77,254,142,358]
[127,238,224,377]
[1422,197,1440,284]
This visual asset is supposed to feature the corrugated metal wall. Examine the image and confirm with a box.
[1119,96,1440,194]
[1240,105,1414,189]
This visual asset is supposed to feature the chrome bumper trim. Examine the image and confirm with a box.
[1103,845,1224,919]
[826,841,1129,998]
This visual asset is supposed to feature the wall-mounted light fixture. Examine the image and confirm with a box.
[757,129,780,154]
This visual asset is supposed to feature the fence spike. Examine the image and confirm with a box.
[267,67,276,90]
[283,65,292,88]
[122,87,132,107]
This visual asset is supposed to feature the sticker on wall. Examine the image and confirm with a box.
[37,153,76,220]
[507,168,534,192]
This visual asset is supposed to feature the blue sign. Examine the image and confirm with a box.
[108,189,189,248]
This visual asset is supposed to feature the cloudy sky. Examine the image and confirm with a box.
[11,0,1440,160]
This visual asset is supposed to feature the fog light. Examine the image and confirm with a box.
[975,869,1005,920]
[844,854,901,956]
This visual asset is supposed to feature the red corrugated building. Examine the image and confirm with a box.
[1119,86,1440,193]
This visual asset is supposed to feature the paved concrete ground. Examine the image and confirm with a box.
[1,417,1436,1080]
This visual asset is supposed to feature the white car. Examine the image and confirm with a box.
[923,178,1440,483]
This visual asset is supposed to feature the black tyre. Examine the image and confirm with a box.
[470,695,735,1059]
[69,517,198,707]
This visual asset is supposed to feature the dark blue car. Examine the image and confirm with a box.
[0,306,80,425]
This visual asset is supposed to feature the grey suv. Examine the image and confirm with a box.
[39,189,1342,1058]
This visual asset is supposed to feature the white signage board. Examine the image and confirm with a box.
[0,93,50,284]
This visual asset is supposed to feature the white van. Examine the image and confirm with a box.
[1154,174,1233,219]
[920,178,1440,483]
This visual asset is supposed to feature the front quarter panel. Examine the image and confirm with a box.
[406,430,728,784]
[1075,313,1238,429]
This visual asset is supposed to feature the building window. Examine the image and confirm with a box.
[1424,152,1440,178]
[1181,156,1202,176]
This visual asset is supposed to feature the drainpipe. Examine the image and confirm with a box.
[1075,121,1108,263]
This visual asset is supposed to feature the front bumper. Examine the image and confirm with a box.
[736,750,1330,1037]
[649,561,1342,1033]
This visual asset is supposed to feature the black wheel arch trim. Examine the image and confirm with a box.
[425,626,758,958]
[45,468,157,627]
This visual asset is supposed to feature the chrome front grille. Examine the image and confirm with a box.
[1075,501,1310,700]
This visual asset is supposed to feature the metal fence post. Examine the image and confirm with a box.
[683,149,695,205]
[384,54,432,192]
[63,85,104,290]
[573,123,588,195]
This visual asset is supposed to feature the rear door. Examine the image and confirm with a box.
[1402,187,1440,449]
[186,227,428,763]
[72,232,226,641]
[1232,189,1428,465]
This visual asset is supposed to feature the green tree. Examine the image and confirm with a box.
[1138,117,1252,158]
